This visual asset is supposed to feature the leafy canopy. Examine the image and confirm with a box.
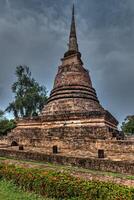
[0,110,4,120]
[121,115,134,135]
[6,66,48,118]
[0,110,16,136]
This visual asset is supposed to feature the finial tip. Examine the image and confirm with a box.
[72,3,75,16]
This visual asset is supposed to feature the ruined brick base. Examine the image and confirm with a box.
[7,111,118,148]
[4,114,133,164]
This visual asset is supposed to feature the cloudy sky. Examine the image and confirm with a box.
[0,0,134,125]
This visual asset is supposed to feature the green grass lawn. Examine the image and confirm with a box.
[0,179,54,200]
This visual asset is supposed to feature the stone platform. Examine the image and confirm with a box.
[0,147,133,175]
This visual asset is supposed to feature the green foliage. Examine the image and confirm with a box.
[0,110,16,136]
[0,110,4,119]
[0,163,133,200]
[0,179,51,200]
[6,66,48,118]
[121,115,134,135]
[0,119,16,136]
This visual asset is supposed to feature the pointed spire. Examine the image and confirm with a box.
[68,4,79,52]
[64,4,82,60]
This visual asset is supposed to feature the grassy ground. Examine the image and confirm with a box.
[0,156,133,180]
[0,179,54,200]
[0,163,133,200]
[0,160,133,200]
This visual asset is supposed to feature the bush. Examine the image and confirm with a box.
[0,119,16,136]
[0,163,133,200]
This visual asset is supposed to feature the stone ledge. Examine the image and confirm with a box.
[0,148,133,175]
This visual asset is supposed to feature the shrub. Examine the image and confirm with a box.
[0,163,133,200]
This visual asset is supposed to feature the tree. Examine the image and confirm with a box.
[6,66,48,118]
[0,110,16,136]
[121,115,134,135]
[0,110,4,119]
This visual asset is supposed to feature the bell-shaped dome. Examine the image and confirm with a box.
[41,5,104,117]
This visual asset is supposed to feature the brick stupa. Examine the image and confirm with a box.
[8,6,118,149]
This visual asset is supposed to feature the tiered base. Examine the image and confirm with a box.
[8,110,118,149]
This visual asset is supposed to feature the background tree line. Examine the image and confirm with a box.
[0,65,134,136]
[121,115,134,136]
[0,110,16,136]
